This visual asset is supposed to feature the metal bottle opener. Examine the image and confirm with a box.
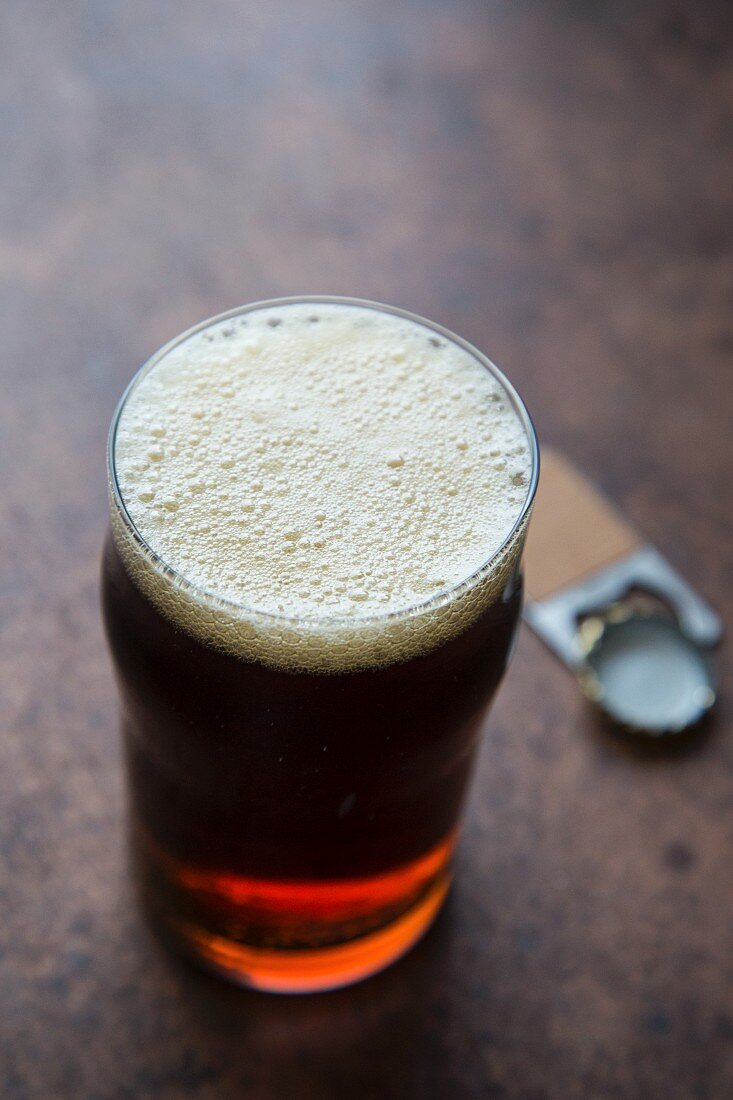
[522,450,723,735]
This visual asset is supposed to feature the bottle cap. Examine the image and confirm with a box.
[576,606,716,736]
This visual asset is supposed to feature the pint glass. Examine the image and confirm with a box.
[102,297,538,992]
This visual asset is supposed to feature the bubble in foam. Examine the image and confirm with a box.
[111,301,533,672]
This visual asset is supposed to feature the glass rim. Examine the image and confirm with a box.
[107,295,540,629]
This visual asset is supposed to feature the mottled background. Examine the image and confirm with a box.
[1,1,731,1097]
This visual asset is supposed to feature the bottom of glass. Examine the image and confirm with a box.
[160,871,450,993]
[135,829,455,992]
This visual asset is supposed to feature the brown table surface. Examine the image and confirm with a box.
[2,2,732,1097]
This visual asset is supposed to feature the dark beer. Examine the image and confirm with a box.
[102,298,537,991]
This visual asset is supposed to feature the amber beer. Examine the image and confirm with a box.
[102,297,537,991]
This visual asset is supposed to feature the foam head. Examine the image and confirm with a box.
[110,299,536,672]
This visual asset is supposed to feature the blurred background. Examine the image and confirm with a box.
[1,2,731,1097]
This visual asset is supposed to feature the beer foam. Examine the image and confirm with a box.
[111,301,534,672]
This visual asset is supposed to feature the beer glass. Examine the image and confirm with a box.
[102,297,538,992]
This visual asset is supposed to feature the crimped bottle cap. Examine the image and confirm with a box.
[577,606,716,736]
